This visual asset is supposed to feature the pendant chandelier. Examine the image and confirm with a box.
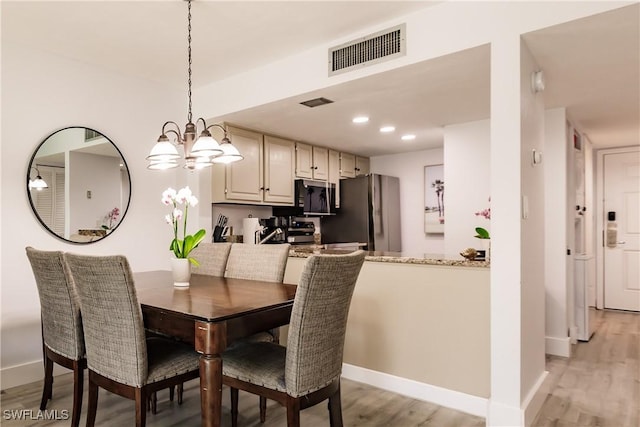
[146,0,242,170]
[28,166,48,191]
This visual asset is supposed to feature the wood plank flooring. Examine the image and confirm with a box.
[533,309,639,427]
[1,309,636,426]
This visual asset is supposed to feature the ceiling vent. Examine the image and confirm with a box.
[300,97,334,108]
[328,24,406,76]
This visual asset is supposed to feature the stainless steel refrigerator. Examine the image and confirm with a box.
[321,174,401,252]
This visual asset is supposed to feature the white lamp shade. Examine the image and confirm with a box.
[146,140,180,161]
[28,177,48,190]
[147,159,179,170]
[191,135,222,157]
[212,142,243,164]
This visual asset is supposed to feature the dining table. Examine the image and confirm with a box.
[134,271,297,427]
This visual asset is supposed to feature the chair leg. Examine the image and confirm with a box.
[259,396,267,423]
[39,354,54,410]
[86,380,99,427]
[285,397,301,427]
[70,363,83,427]
[177,383,184,404]
[135,388,148,427]
[328,384,343,427]
[230,387,239,427]
[150,391,157,414]
[169,385,175,401]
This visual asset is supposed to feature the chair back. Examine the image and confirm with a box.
[64,253,148,387]
[285,250,365,397]
[25,247,84,361]
[225,243,291,283]
[190,242,232,276]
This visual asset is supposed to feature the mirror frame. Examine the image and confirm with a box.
[26,126,131,244]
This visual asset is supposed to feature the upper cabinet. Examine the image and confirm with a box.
[339,152,356,178]
[264,135,296,204]
[295,143,328,180]
[212,124,367,207]
[355,156,370,176]
[295,142,313,178]
[312,146,329,180]
[212,126,295,205]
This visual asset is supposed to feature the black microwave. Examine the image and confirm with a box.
[294,179,336,215]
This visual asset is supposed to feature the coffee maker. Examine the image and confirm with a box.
[257,217,288,244]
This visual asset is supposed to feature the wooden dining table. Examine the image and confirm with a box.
[134,271,297,427]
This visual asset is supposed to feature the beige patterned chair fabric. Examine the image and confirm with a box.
[25,247,84,361]
[190,242,232,276]
[224,243,291,283]
[64,253,200,387]
[222,250,366,397]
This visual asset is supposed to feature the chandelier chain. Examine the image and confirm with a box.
[187,0,193,124]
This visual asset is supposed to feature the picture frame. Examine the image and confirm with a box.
[424,164,444,234]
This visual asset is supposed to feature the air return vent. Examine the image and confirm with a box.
[328,24,406,76]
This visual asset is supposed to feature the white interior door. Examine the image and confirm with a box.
[603,150,640,311]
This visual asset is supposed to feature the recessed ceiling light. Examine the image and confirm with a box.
[401,134,416,141]
[352,116,369,124]
[380,126,395,133]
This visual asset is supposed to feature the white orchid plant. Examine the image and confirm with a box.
[162,186,206,265]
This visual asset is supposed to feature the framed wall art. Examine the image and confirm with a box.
[424,164,444,234]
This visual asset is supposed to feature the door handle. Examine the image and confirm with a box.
[617,241,626,244]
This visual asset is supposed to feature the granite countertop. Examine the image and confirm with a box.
[288,246,490,268]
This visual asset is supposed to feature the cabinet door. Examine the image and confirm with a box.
[340,152,356,178]
[328,149,340,208]
[224,126,263,202]
[355,156,370,176]
[295,142,313,178]
[312,146,329,181]
[264,135,295,205]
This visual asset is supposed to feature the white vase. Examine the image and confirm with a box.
[480,239,491,261]
[170,258,191,287]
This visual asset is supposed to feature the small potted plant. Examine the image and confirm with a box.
[162,186,206,286]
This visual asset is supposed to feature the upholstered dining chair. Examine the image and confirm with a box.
[222,250,366,427]
[190,242,232,276]
[25,247,86,427]
[224,243,291,420]
[64,253,200,427]
[224,243,291,283]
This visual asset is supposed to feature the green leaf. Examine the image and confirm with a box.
[474,227,490,239]
[188,257,200,267]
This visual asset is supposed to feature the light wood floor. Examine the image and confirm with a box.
[1,309,636,426]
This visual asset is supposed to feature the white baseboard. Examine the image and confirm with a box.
[545,335,571,357]
[341,363,488,418]
[1,360,69,391]
[523,371,549,427]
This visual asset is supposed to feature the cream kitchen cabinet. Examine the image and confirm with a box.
[355,156,370,176]
[328,149,341,208]
[212,126,295,205]
[295,143,328,180]
[339,152,356,178]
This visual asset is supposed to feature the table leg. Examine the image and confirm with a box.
[195,321,227,427]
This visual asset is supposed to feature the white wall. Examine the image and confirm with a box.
[370,148,444,255]
[543,108,571,356]
[0,42,185,388]
[518,40,547,413]
[444,120,491,257]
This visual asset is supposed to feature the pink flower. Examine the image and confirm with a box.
[161,188,177,205]
[173,208,183,221]
[176,186,193,204]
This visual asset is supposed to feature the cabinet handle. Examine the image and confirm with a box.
[259,187,264,191]
[265,188,270,192]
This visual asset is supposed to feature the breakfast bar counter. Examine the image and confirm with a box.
[282,250,491,406]
[288,246,490,268]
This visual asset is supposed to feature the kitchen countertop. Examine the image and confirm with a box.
[288,245,490,268]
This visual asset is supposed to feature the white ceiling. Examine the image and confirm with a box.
[3,1,638,155]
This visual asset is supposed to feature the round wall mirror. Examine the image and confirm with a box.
[27,127,131,243]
